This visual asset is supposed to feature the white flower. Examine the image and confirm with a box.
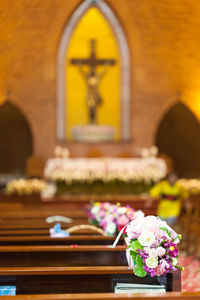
[149,248,157,257]
[117,207,127,215]
[172,257,178,266]
[91,205,100,215]
[105,222,116,235]
[143,247,150,254]
[174,238,180,244]
[138,231,155,246]
[134,210,145,219]
[156,246,166,257]
[146,256,158,269]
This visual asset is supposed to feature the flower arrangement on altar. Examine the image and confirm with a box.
[44,157,167,195]
[6,179,46,196]
[87,202,144,236]
[177,178,200,195]
[120,215,183,277]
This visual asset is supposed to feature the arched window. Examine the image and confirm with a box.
[57,0,130,141]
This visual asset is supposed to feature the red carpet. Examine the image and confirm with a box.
[179,255,200,291]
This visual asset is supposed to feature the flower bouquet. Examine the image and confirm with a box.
[6,179,46,196]
[87,202,144,236]
[123,216,183,277]
[44,157,167,196]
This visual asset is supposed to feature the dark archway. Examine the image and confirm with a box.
[156,102,200,178]
[0,101,33,174]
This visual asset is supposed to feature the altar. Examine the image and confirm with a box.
[44,157,167,196]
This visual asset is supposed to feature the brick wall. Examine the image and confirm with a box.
[0,0,200,159]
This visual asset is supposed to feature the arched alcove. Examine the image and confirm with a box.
[57,0,131,141]
[0,101,33,174]
[156,102,200,178]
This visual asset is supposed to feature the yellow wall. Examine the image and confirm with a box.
[182,89,200,120]
[66,7,120,140]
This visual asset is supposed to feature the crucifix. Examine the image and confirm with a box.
[70,39,116,124]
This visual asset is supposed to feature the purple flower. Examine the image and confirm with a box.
[144,265,156,277]
[164,242,178,257]
[159,258,173,273]
[138,249,148,259]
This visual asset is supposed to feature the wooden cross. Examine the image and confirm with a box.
[70,39,116,76]
[70,39,116,124]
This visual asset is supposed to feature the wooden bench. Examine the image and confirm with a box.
[0,235,122,246]
[0,244,181,294]
[0,195,180,295]
[0,229,106,236]
[0,266,181,294]
[0,245,127,267]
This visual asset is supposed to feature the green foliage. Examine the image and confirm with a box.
[136,254,144,266]
[89,219,99,226]
[130,240,143,252]
[129,251,137,261]
[134,264,147,277]
[129,241,146,278]
[56,179,154,196]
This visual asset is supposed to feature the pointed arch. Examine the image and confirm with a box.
[57,0,131,141]
[156,102,200,177]
[0,101,33,174]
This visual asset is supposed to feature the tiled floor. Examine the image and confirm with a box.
[180,254,200,291]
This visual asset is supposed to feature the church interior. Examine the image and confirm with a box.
[1,0,200,298]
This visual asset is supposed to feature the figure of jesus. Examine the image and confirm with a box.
[77,63,109,124]
[70,39,116,124]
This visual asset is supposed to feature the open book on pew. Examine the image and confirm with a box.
[115,283,166,294]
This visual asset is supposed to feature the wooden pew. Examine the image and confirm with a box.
[0,229,51,236]
[0,194,158,230]
[0,235,121,246]
[0,245,127,267]
[0,292,199,300]
[0,195,180,296]
[0,266,181,294]
[0,229,105,236]
[0,244,181,294]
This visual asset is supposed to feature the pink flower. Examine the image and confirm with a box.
[103,202,111,210]
[117,215,130,231]
[118,215,129,226]
[160,259,170,269]
[156,246,166,257]
[98,210,106,218]
[108,205,116,213]
[154,264,166,276]
[127,209,135,219]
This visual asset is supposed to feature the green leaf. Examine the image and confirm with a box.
[160,227,171,237]
[133,264,147,277]
[130,240,143,252]
[136,254,144,266]
[129,251,137,262]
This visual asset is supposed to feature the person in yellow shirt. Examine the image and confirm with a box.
[150,174,188,225]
